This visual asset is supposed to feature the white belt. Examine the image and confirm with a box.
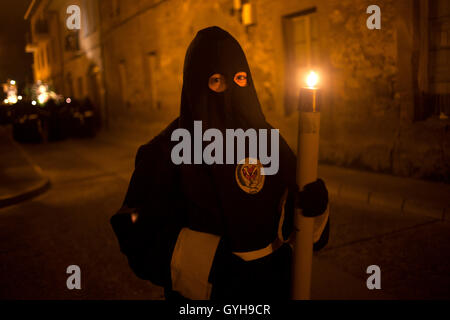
[233,189,290,262]
[232,237,284,262]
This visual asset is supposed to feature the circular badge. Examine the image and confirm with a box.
[235,158,265,194]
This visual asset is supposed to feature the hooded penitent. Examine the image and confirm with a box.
[110,26,297,289]
[178,26,297,251]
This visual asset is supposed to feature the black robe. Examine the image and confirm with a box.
[110,26,329,300]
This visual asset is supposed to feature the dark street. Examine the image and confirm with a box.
[1,128,448,299]
[0,129,164,299]
[1,0,450,310]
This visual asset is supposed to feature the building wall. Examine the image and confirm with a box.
[28,0,53,85]
[31,0,438,182]
[27,0,106,124]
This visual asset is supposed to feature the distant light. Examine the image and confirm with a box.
[8,97,17,104]
[242,3,255,26]
[233,0,242,10]
[3,99,8,104]
[305,71,319,88]
[66,98,72,103]
[10,80,16,85]
[38,93,47,104]
[38,85,46,93]
[31,100,37,105]
[18,95,23,100]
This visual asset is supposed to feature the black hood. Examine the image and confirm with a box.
[179,26,267,131]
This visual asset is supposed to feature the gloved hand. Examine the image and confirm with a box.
[296,178,328,217]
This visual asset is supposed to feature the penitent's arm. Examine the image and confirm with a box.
[110,135,186,288]
[110,122,222,299]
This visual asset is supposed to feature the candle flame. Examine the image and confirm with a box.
[306,71,319,88]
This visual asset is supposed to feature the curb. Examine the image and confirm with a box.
[327,182,448,221]
[0,127,51,209]
[0,178,51,209]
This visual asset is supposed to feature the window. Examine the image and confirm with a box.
[282,8,319,115]
[65,31,80,51]
[291,14,319,69]
[429,0,450,118]
[416,0,450,120]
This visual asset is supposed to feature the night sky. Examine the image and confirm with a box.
[0,0,33,91]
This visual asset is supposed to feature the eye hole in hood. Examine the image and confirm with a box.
[208,73,227,92]
[233,72,248,87]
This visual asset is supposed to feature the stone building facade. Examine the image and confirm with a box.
[27,0,450,182]
[25,0,105,123]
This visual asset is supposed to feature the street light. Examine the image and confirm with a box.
[37,84,49,105]
[292,70,324,300]
[8,96,17,104]
[38,94,47,105]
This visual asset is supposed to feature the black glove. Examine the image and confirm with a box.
[296,178,328,217]
[110,206,139,254]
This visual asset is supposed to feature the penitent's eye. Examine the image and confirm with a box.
[234,72,248,87]
[208,74,227,92]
